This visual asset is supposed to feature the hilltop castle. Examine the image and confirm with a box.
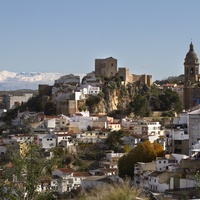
[95,57,152,86]
[38,57,153,116]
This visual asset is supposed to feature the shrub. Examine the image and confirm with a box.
[78,180,148,200]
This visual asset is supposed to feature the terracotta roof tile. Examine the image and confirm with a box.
[73,172,91,177]
[57,168,73,173]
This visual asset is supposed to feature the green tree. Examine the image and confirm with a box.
[105,130,124,152]
[18,95,42,112]
[62,154,74,167]
[0,144,55,200]
[44,101,56,115]
[129,93,150,117]
[85,95,101,112]
[159,89,183,112]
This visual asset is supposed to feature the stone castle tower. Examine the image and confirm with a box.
[95,57,117,78]
[184,42,200,110]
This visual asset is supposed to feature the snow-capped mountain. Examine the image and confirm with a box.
[0,70,64,90]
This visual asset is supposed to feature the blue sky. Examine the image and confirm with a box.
[0,0,200,81]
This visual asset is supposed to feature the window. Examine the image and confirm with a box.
[191,67,194,74]
[175,140,182,145]
[159,161,161,164]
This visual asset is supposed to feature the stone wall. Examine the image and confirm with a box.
[118,68,133,85]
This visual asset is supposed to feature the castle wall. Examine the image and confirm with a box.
[132,74,152,86]
[132,74,142,83]
[55,99,78,116]
[118,68,133,85]
[147,75,152,86]
[68,100,78,116]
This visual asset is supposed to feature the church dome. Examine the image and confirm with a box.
[185,42,199,60]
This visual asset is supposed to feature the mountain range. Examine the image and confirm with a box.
[0,70,64,91]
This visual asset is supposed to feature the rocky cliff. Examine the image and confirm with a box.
[79,78,138,115]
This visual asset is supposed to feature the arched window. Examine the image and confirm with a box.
[191,67,194,74]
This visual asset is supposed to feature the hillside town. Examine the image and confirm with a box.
[1,43,200,199]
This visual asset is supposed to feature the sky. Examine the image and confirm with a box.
[0,0,200,81]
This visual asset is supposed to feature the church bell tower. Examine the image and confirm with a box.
[184,42,199,85]
[184,42,200,110]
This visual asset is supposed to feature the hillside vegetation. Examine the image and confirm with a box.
[81,77,183,117]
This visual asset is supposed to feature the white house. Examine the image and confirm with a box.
[3,134,33,145]
[165,123,189,155]
[72,172,91,190]
[107,122,121,131]
[148,171,171,192]
[53,133,77,153]
[52,168,74,194]
[105,151,124,162]
[81,175,113,191]
[52,168,91,194]
[38,134,56,149]
[80,85,100,95]
[156,155,178,172]
[121,118,161,136]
